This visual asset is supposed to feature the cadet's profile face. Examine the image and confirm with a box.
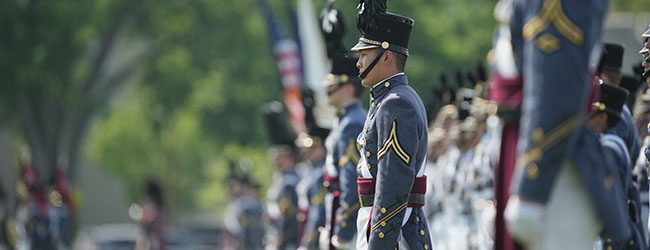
[326,83,344,106]
[357,48,381,87]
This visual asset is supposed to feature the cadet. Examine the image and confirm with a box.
[320,53,367,249]
[295,127,329,249]
[136,178,166,250]
[598,43,642,165]
[267,145,300,250]
[598,43,648,248]
[592,83,645,249]
[503,0,631,249]
[262,102,301,249]
[350,0,431,248]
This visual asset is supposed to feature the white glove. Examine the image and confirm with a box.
[504,195,545,246]
[318,227,330,250]
[332,235,356,249]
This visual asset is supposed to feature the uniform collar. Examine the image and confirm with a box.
[338,99,362,117]
[370,72,406,100]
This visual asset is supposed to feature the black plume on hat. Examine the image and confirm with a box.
[301,87,318,131]
[476,61,487,82]
[262,101,297,146]
[467,71,479,88]
[320,0,347,59]
[455,70,467,88]
[357,0,387,35]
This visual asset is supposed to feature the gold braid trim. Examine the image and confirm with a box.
[371,202,408,231]
[336,203,361,222]
[339,139,361,166]
[517,115,581,168]
[377,120,411,165]
[522,0,583,46]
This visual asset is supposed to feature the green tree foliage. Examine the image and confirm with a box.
[1,0,498,215]
[0,0,149,182]
[612,0,650,12]
[89,1,283,213]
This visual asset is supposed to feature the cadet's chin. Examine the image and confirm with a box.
[360,78,373,88]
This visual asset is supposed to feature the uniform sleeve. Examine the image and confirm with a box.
[278,185,299,247]
[368,97,422,248]
[302,175,326,248]
[623,107,641,163]
[334,123,364,240]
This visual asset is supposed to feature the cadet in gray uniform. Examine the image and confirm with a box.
[296,127,329,249]
[321,54,367,249]
[598,43,648,249]
[592,83,646,249]
[598,43,642,165]
[267,145,301,250]
[503,0,631,248]
[351,1,432,249]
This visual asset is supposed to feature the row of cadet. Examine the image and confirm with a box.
[232,41,650,250]
[221,0,650,249]
[0,160,76,250]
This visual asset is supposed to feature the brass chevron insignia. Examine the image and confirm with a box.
[522,0,583,46]
[377,120,411,165]
[339,138,361,166]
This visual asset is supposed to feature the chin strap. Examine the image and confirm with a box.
[358,49,386,80]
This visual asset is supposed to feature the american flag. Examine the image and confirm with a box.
[259,0,307,134]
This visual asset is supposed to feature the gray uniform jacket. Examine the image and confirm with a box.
[325,100,366,241]
[510,0,630,241]
[356,73,432,249]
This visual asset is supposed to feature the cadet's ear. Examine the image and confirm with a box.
[382,50,391,65]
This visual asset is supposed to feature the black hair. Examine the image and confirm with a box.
[394,51,407,72]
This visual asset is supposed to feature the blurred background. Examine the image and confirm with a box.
[0,0,649,249]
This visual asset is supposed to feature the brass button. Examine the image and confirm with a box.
[416,216,420,222]
[630,240,635,246]
[420,229,425,236]
[424,244,429,249]
[527,163,539,179]
[378,232,385,238]
[366,151,371,157]
[384,82,390,87]
[607,247,613,250]
[341,221,347,228]
[367,163,372,170]
[380,221,386,227]
[381,207,386,213]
